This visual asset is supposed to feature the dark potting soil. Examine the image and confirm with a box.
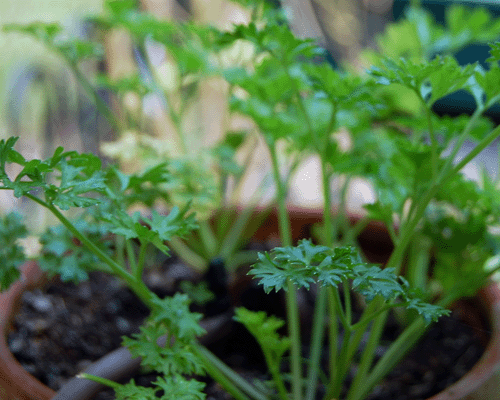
[7,259,489,400]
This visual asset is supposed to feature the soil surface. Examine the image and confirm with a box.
[7,256,489,400]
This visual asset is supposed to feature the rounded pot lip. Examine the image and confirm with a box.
[427,281,500,400]
[0,260,56,400]
[1,208,500,400]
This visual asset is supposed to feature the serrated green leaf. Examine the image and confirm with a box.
[369,55,475,106]
[0,212,27,291]
[153,376,206,400]
[122,293,205,376]
[470,63,500,108]
[114,379,158,400]
[38,220,113,284]
[234,307,290,370]
[486,42,500,64]
[249,240,359,293]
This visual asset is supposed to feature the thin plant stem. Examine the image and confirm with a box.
[77,373,121,390]
[125,239,137,274]
[268,139,301,400]
[26,194,154,308]
[323,287,338,400]
[266,354,289,400]
[167,236,207,272]
[305,155,336,400]
[116,235,125,270]
[425,101,438,180]
[346,105,500,399]
[198,220,218,259]
[304,287,328,400]
[135,241,148,280]
[343,280,352,326]
[195,345,267,400]
[68,62,121,132]
[346,303,387,400]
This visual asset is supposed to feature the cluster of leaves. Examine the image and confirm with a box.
[94,0,219,77]
[38,219,113,283]
[423,185,500,298]
[0,138,207,397]
[100,207,197,254]
[119,293,207,399]
[0,212,27,290]
[0,137,105,209]
[2,22,104,65]
[359,3,500,63]
[250,239,448,323]
[0,136,198,287]
[113,375,206,400]
[220,16,379,158]
[123,293,206,376]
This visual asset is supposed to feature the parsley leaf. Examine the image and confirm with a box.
[38,219,113,284]
[250,240,450,323]
[0,212,27,291]
[0,137,106,209]
[101,207,197,254]
[234,307,290,372]
[122,293,205,376]
[369,55,476,106]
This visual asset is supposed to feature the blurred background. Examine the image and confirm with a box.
[2,0,500,233]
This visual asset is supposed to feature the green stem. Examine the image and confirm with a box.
[198,220,218,259]
[343,280,352,326]
[116,235,125,270]
[220,175,270,260]
[305,158,336,400]
[346,304,387,400]
[67,61,121,132]
[27,195,154,308]
[447,122,500,180]
[268,139,301,400]
[219,205,255,260]
[325,287,339,400]
[334,287,349,330]
[355,293,461,400]
[195,345,267,400]
[407,234,432,291]
[331,326,352,399]
[268,140,292,246]
[168,236,207,272]
[344,215,371,245]
[77,373,121,390]
[163,88,189,155]
[125,239,137,273]
[304,287,327,400]
[425,104,438,180]
[347,105,500,400]
[350,303,394,332]
[135,241,148,281]
[337,175,351,240]
[267,355,289,400]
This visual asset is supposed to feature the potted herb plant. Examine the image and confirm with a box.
[2,0,500,399]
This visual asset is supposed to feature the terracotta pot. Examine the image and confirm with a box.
[1,208,499,400]
[0,261,55,400]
